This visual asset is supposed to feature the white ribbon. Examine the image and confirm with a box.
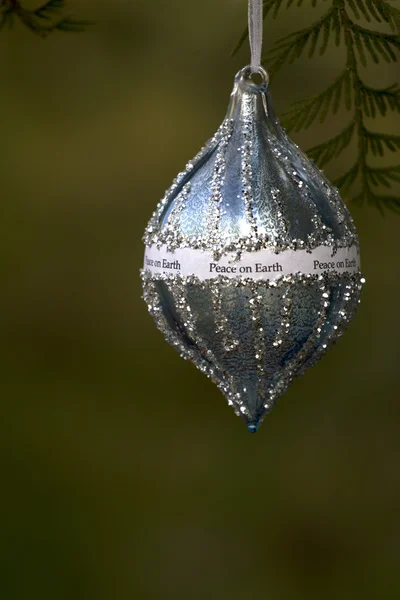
[248,0,263,73]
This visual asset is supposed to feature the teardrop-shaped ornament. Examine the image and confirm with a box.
[142,66,363,432]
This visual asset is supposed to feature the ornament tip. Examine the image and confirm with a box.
[247,421,259,433]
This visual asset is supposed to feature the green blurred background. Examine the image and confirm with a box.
[1,1,400,598]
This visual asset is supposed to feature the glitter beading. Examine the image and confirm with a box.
[141,66,363,432]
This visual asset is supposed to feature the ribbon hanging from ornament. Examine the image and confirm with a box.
[248,0,263,73]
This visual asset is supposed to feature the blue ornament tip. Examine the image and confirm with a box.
[247,421,259,433]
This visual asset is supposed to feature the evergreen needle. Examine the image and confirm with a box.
[236,0,400,211]
[0,0,89,36]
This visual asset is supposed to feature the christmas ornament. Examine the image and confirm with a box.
[141,1,363,432]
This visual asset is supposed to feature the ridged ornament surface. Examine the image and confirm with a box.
[142,67,363,432]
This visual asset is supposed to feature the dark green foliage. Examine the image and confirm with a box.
[35,0,65,19]
[0,2,14,30]
[334,162,359,193]
[359,82,400,117]
[352,24,400,65]
[283,70,352,131]
[267,8,340,74]
[308,121,355,166]
[0,0,89,36]
[364,131,400,155]
[234,0,400,211]
[367,165,400,186]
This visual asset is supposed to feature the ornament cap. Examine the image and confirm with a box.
[235,65,269,89]
[226,65,273,124]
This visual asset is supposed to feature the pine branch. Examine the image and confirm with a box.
[233,0,328,56]
[333,162,359,193]
[266,7,338,75]
[347,0,395,26]
[0,0,89,36]
[236,0,400,211]
[364,131,400,156]
[386,3,400,33]
[352,22,400,65]
[308,121,355,166]
[282,70,352,131]
[359,82,400,117]
[352,187,400,213]
[0,3,13,30]
[35,0,64,20]
[366,164,400,187]
[54,17,88,32]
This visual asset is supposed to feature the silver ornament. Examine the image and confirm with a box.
[142,66,363,432]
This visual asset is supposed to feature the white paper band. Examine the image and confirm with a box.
[143,245,360,281]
